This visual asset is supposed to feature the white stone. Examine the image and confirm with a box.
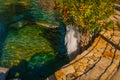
[65,25,80,60]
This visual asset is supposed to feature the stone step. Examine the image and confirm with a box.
[115,4,120,11]
[115,4,120,8]
[0,67,9,80]
[53,3,120,80]
[114,10,120,15]
[113,15,120,20]
[109,15,118,21]
[110,67,120,80]
[79,58,119,80]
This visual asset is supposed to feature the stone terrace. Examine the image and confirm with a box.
[53,3,120,80]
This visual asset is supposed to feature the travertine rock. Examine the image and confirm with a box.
[54,24,120,80]
[54,3,120,80]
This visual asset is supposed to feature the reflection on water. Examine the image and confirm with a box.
[0,0,68,79]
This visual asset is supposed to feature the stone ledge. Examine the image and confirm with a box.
[0,67,9,80]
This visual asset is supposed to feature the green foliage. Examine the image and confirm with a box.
[56,0,118,32]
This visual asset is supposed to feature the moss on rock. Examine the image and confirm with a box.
[1,25,57,67]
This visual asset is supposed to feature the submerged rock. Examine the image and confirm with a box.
[1,25,56,67]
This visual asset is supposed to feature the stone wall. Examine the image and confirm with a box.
[80,31,99,52]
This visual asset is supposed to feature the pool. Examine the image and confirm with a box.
[0,25,68,80]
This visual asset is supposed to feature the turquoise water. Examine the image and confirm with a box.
[0,25,68,80]
[0,1,68,79]
[1,25,55,67]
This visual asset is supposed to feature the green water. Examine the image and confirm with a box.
[1,25,54,67]
[0,0,68,79]
[0,25,68,80]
